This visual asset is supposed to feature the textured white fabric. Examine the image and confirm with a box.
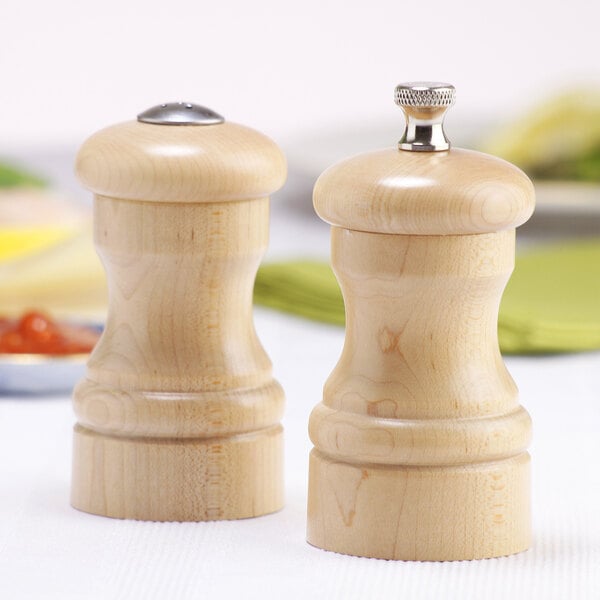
[0,310,599,600]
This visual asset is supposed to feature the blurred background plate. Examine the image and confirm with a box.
[0,352,88,395]
[519,182,600,248]
[535,181,600,213]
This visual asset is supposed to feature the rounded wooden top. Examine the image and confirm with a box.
[76,120,287,202]
[313,147,535,234]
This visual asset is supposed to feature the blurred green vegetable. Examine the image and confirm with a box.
[0,162,46,188]
[483,89,600,181]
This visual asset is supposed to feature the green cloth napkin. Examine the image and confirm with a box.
[254,240,600,355]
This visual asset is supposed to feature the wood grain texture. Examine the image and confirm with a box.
[314,148,534,234]
[76,121,287,202]
[72,120,286,521]
[308,148,535,560]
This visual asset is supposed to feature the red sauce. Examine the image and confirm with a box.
[0,311,100,355]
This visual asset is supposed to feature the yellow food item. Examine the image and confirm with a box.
[0,225,107,319]
[0,189,106,319]
[0,226,75,261]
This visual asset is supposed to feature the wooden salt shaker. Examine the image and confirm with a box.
[72,103,286,521]
[307,83,535,560]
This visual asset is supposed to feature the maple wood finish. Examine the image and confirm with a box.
[308,147,535,560]
[72,118,286,521]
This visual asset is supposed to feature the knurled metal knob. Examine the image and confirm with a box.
[394,82,456,152]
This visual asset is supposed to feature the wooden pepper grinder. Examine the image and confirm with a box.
[72,103,286,521]
[307,83,535,560]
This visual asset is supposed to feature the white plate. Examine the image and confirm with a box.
[0,352,88,395]
[535,181,600,213]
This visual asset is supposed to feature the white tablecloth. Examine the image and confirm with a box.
[1,307,599,600]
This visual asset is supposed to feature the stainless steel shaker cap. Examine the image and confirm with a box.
[137,102,225,125]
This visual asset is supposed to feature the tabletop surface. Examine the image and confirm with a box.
[1,308,599,600]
